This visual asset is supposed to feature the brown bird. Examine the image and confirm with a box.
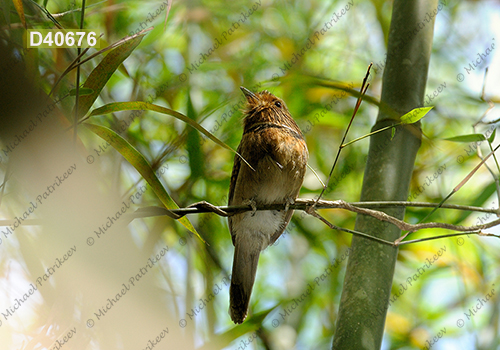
[228,87,309,324]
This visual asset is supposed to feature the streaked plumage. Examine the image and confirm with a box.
[228,87,308,324]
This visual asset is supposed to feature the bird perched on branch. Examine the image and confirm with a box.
[228,87,309,324]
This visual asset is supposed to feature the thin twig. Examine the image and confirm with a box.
[396,231,484,246]
[332,200,500,233]
[472,96,500,205]
[349,201,498,213]
[51,0,107,18]
[396,143,500,243]
[307,209,395,246]
[307,212,499,246]
[472,67,500,205]
[315,63,372,205]
[342,122,400,148]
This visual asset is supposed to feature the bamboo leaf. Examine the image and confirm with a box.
[74,34,146,119]
[400,106,433,124]
[69,88,94,96]
[84,122,202,241]
[488,128,496,144]
[87,101,254,170]
[444,134,486,143]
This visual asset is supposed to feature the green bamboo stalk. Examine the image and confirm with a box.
[332,0,438,348]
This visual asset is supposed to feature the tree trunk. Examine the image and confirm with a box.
[332,0,438,348]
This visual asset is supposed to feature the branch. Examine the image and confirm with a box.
[129,198,499,219]
[3,199,499,245]
[128,199,500,243]
[332,200,499,232]
[306,210,495,247]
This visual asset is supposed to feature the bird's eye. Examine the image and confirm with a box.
[274,101,282,108]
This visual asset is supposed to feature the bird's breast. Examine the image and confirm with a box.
[250,128,307,202]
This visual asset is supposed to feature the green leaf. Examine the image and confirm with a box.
[444,134,486,143]
[84,122,202,241]
[74,33,146,119]
[391,127,395,140]
[452,181,497,225]
[186,91,205,178]
[69,88,94,96]
[87,101,254,171]
[400,106,433,124]
[488,128,496,143]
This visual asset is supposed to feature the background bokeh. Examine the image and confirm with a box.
[1,0,500,349]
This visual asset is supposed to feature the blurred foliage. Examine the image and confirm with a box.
[1,0,500,349]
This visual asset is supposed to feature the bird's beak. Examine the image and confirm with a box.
[240,86,258,103]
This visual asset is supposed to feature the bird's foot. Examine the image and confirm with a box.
[284,197,295,212]
[187,201,229,217]
[242,199,257,217]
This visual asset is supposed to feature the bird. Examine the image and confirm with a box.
[228,86,309,324]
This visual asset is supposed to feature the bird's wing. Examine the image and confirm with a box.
[269,184,300,245]
[228,145,242,245]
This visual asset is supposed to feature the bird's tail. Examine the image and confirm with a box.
[229,243,260,324]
